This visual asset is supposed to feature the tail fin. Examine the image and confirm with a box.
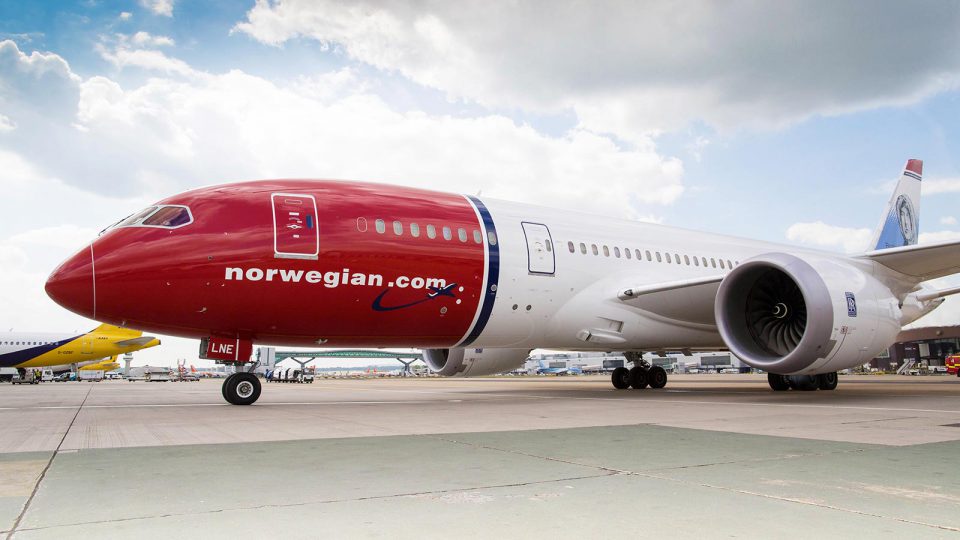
[869,159,922,250]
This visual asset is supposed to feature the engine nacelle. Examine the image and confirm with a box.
[715,253,901,375]
[423,347,530,377]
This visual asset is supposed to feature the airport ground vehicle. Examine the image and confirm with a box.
[947,355,960,376]
[45,160,960,404]
[12,369,38,385]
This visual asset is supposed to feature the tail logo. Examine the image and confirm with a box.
[895,195,917,245]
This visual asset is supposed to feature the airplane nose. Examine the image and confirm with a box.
[46,245,96,319]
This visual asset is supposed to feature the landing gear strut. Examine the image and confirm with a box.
[610,353,668,390]
[222,372,262,405]
[767,372,838,392]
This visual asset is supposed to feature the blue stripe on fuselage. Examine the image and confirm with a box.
[0,335,82,368]
[459,196,499,347]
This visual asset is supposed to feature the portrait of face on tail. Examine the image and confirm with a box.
[895,195,917,244]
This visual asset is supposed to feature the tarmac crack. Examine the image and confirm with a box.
[5,384,93,540]
[7,472,615,534]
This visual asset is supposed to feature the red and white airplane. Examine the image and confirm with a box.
[45,159,960,404]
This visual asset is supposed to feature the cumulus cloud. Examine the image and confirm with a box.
[940,216,957,226]
[235,0,960,139]
[131,31,175,47]
[924,178,960,194]
[120,12,133,21]
[139,0,174,17]
[785,221,872,254]
[0,39,683,216]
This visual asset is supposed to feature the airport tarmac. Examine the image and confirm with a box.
[1,374,959,538]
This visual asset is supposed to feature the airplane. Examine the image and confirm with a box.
[0,323,160,377]
[536,360,582,375]
[79,355,121,372]
[44,159,960,405]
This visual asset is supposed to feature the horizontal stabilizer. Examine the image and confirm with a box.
[114,336,158,347]
[859,239,960,280]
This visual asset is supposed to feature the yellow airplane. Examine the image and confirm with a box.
[79,355,121,372]
[0,323,160,370]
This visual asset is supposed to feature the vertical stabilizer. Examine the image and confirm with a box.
[869,159,922,250]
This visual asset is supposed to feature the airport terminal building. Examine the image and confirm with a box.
[871,325,960,371]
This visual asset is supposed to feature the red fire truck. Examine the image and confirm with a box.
[946,355,960,376]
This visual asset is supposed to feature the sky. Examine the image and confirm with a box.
[1,0,960,368]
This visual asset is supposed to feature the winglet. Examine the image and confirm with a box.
[868,159,922,250]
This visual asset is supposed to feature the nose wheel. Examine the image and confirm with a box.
[223,372,262,405]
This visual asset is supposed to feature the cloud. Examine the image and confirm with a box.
[0,113,14,132]
[939,216,957,226]
[919,230,960,244]
[235,1,960,139]
[120,12,133,21]
[924,178,960,194]
[131,31,175,47]
[785,221,871,254]
[0,39,683,216]
[139,0,174,17]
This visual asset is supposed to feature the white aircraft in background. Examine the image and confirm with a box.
[45,159,960,404]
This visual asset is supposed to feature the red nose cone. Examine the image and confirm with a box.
[46,245,95,319]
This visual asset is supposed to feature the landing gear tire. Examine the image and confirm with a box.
[223,372,261,405]
[629,366,649,389]
[221,373,236,401]
[767,373,791,391]
[611,367,631,390]
[648,366,668,389]
[788,375,820,391]
[817,372,838,391]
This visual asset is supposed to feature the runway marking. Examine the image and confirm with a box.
[0,400,452,410]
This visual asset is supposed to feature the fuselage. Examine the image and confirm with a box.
[0,326,159,369]
[44,180,936,353]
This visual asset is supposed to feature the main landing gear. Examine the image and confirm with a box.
[767,372,838,392]
[222,371,262,405]
[611,352,668,390]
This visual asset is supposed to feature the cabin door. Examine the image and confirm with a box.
[271,193,319,260]
[521,222,555,275]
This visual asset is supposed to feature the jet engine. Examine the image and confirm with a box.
[423,347,531,377]
[715,253,901,375]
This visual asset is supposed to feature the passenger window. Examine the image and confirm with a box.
[474,230,482,244]
[720,260,726,269]
[656,252,662,262]
[427,224,437,239]
[645,250,652,261]
[674,253,681,264]
[711,258,717,268]
[356,217,368,232]
[727,259,733,269]
[442,226,452,240]
[580,243,587,254]
[546,242,552,252]
[568,241,575,253]
[410,223,420,237]
[625,248,632,260]
[603,245,610,257]
[393,221,403,236]
[684,255,690,265]
[458,228,467,242]
[375,219,386,234]
[693,257,699,267]
[615,247,622,258]
[702,257,708,267]
[665,253,672,263]
[591,244,599,256]
[487,231,498,245]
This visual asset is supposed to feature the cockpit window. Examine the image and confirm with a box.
[116,205,193,230]
[142,206,192,227]
[116,207,158,228]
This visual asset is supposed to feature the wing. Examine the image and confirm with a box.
[858,239,960,280]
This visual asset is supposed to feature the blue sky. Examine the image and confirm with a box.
[1,1,959,365]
